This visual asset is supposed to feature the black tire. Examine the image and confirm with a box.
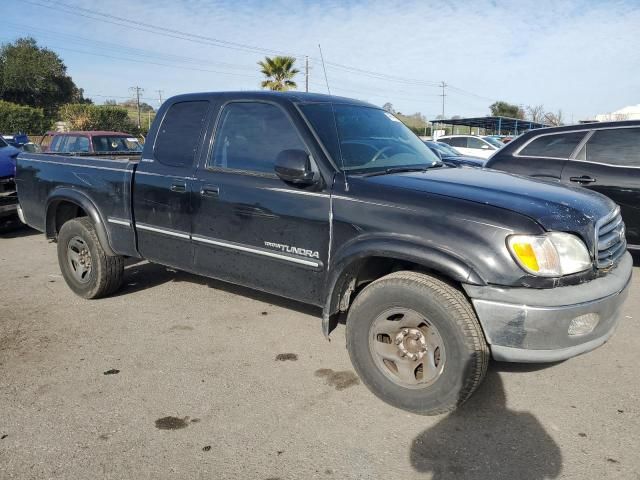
[57,217,124,299]
[346,271,489,415]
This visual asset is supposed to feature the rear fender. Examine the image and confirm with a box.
[45,187,116,256]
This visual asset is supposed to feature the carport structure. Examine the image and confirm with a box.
[432,116,549,136]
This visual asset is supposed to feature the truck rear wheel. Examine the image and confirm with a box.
[57,217,124,299]
[346,271,489,415]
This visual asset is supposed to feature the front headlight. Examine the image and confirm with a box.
[507,232,592,277]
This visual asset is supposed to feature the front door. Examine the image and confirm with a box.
[561,126,640,247]
[133,100,210,269]
[191,101,330,305]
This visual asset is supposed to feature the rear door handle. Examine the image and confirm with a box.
[170,182,187,193]
[200,185,219,197]
[569,175,596,184]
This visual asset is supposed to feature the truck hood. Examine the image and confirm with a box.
[362,166,616,235]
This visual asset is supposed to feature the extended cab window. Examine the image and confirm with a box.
[518,131,585,158]
[154,101,209,167]
[210,102,305,174]
[577,128,640,167]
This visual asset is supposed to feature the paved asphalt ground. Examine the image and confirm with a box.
[1,226,639,480]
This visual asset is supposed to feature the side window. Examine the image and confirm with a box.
[580,128,640,167]
[519,132,585,158]
[438,138,452,146]
[75,136,90,152]
[447,137,467,148]
[49,136,62,152]
[210,102,306,174]
[60,136,77,153]
[467,137,486,149]
[154,100,209,167]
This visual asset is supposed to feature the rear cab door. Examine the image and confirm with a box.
[561,125,640,247]
[132,99,211,270]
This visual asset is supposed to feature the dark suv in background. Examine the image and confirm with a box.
[486,120,640,249]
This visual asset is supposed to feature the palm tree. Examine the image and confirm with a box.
[258,56,299,91]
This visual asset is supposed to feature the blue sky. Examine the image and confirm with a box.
[3,0,639,121]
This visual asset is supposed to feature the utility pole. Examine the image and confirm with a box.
[156,89,164,107]
[439,81,447,119]
[305,56,309,93]
[129,86,144,129]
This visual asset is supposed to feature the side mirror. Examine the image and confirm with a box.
[274,149,316,185]
[481,144,490,149]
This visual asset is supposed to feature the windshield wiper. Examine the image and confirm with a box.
[359,165,441,177]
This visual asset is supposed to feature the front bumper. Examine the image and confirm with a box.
[464,252,633,363]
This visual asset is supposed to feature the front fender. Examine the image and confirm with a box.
[321,234,485,336]
[45,187,116,256]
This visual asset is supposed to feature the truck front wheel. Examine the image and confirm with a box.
[346,271,489,415]
[57,217,124,299]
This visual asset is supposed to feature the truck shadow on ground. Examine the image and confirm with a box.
[0,223,38,238]
[410,366,562,479]
[118,260,321,317]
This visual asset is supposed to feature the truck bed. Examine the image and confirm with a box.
[16,152,140,257]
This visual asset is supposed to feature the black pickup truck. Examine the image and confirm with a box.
[16,92,632,414]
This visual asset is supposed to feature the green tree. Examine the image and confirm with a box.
[489,101,524,119]
[0,37,84,118]
[0,100,48,133]
[121,98,155,113]
[258,56,299,91]
[59,104,136,133]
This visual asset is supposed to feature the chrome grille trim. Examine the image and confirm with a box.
[594,207,626,268]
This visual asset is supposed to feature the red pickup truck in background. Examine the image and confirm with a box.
[40,131,143,154]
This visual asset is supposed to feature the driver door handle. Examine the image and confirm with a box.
[569,175,596,184]
[170,182,187,193]
[200,185,219,198]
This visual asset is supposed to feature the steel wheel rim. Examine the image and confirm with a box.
[368,307,446,389]
[67,236,92,284]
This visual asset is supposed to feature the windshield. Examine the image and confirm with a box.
[0,137,8,148]
[299,103,440,173]
[92,135,142,153]
[425,141,461,157]
[483,136,504,148]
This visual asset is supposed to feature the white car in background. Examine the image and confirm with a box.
[437,135,503,159]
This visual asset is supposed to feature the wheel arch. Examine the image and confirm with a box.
[45,188,116,256]
[322,238,485,337]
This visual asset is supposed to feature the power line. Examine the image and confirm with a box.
[2,22,258,74]
[22,0,306,57]
[22,0,446,89]
[22,0,507,102]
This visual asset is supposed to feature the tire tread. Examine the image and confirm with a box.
[347,270,489,415]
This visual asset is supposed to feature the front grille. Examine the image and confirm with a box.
[595,208,626,268]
